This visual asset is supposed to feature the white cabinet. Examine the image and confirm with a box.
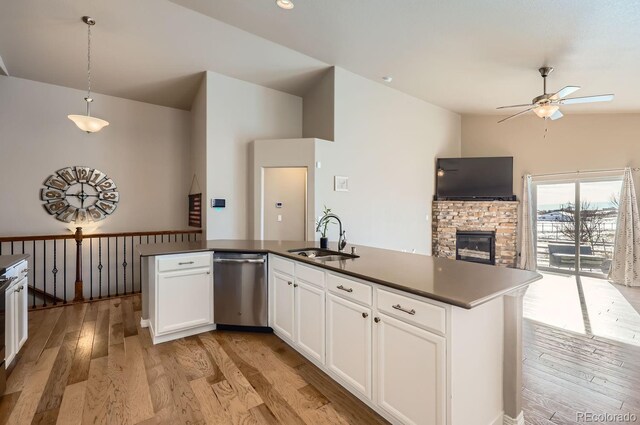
[150,253,215,344]
[375,313,446,425]
[5,282,16,366]
[294,280,325,363]
[5,274,28,366]
[272,271,295,341]
[326,293,372,399]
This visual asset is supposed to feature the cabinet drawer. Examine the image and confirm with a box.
[271,256,294,276]
[157,253,211,273]
[376,289,446,335]
[295,263,325,288]
[327,274,372,306]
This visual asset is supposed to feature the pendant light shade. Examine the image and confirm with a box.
[68,114,110,133]
[68,16,109,133]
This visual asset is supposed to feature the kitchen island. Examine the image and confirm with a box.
[138,240,540,425]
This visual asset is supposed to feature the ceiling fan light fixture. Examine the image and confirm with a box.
[533,104,559,118]
[276,0,294,10]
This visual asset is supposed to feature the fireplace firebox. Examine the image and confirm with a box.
[456,231,496,265]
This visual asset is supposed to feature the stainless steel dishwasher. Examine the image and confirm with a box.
[213,252,268,328]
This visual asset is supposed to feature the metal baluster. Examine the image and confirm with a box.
[98,238,103,299]
[22,241,25,254]
[131,237,134,294]
[0,242,2,255]
[188,233,191,242]
[63,239,67,304]
[32,240,36,308]
[107,238,111,298]
[11,241,14,255]
[52,240,58,305]
[122,237,127,295]
[154,235,157,243]
[182,233,184,242]
[146,235,149,244]
[115,237,119,296]
[42,240,47,307]
[90,239,93,301]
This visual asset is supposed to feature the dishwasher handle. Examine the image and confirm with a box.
[213,258,266,264]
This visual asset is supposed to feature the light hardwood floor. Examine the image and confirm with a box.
[0,296,389,425]
[523,273,640,424]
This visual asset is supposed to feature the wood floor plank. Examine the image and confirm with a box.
[55,381,86,425]
[20,308,64,364]
[35,331,80,415]
[123,336,154,424]
[211,380,259,425]
[158,349,206,425]
[91,308,110,360]
[81,357,109,425]
[6,347,59,425]
[106,343,131,425]
[198,333,263,410]
[190,377,233,425]
[0,392,21,425]
[66,319,96,385]
[121,297,138,338]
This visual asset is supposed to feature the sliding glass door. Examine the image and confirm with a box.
[534,176,622,278]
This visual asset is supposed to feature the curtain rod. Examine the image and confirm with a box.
[524,167,640,178]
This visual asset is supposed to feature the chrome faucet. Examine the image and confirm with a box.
[316,213,347,252]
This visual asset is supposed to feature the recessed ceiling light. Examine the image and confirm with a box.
[382,76,393,83]
[276,0,294,10]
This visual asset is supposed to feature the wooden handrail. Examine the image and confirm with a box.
[0,229,202,243]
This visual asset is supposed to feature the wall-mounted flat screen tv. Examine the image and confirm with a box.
[436,157,515,200]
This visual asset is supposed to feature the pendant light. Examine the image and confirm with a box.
[68,16,109,133]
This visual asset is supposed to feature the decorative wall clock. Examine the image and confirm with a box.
[41,166,119,223]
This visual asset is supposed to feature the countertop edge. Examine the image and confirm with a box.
[0,254,30,275]
[138,245,541,309]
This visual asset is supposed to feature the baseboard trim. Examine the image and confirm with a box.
[140,318,150,328]
[503,412,524,425]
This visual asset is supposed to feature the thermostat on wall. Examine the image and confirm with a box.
[211,199,226,208]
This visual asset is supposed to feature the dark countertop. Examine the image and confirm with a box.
[0,254,29,275]
[137,240,541,309]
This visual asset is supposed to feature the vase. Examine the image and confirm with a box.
[320,237,328,249]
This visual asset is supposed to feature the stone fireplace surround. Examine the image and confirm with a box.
[432,200,519,267]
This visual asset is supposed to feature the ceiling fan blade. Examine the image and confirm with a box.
[550,86,580,100]
[496,103,534,110]
[497,107,534,123]
[560,94,614,105]
[549,110,563,121]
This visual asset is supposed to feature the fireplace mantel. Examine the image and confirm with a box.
[432,200,519,268]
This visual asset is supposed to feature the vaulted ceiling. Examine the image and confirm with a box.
[2,0,639,113]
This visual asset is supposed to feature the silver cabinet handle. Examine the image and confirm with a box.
[336,285,353,293]
[213,258,265,264]
[293,283,298,288]
[362,312,368,318]
[392,304,416,315]
[178,261,195,265]
[374,317,381,323]
[21,268,30,273]
[288,281,293,286]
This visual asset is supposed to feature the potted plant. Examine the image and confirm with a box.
[316,206,335,249]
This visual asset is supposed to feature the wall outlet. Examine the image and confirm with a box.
[277,214,282,222]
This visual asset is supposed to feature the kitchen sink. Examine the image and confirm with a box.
[288,248,359,261]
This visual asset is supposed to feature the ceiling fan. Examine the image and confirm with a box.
[497,67,614,123]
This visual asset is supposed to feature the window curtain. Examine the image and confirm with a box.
[518,174,536,271]
[609,168,640,287]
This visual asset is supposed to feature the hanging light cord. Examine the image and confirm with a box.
[85,21,93,116]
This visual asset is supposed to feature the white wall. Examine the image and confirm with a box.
[0,76,191,236]
[205,71,303,240]
[315,68,461,254]
[263,167,307,241]
[303,68,335,141]
[461,114,640,206]
[190,74,207,234]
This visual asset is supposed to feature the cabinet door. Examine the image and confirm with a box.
[294,280,325,364]
[5,285,16,365]
[375,313,446,425]
[156,268,213,335]
[272,272,295,341]
[16,278,28,350]
[326,294,372,399]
